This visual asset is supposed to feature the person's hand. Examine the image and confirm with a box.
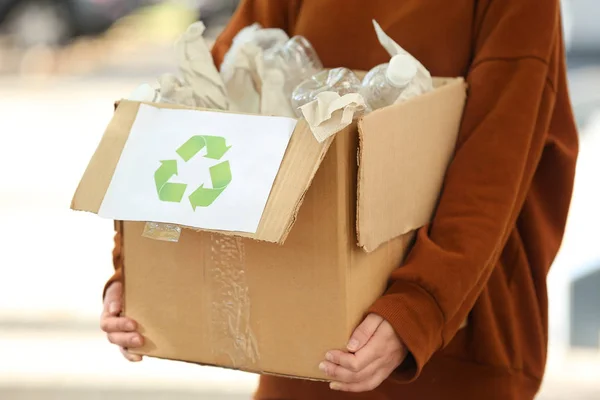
[320,313,407,392]
[101,281,144,362]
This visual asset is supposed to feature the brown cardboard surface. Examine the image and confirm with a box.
[357,78,467,252]
[74,77,468,380]
[71,100,336,244]
[347,232,416,333]
[123,126,412,379]
[71,101,141,212]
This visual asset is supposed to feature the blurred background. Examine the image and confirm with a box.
[0,0,599,399]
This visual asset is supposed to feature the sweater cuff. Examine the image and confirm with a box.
[368,282,445,382]
[103,269,123,300]
[104,226,124,300]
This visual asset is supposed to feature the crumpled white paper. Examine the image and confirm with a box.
[221,42,262,113]
[255,51,297,117]
[299,92,369,142]
[372,20,434,101]
[157,73,196,107]
[173,21,229,110]
[127,22,228,110]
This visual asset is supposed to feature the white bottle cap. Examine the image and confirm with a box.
[386,54,418,87]
[128,83,158,102]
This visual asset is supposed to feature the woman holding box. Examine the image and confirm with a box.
[100,0,579,398]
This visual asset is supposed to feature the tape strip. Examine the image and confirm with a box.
[142,222,182,242]
[207,234,259,369]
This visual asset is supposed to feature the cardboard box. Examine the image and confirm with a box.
[71,77,466,380]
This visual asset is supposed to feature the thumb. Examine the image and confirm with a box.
[347,313,384,352]
[104,282,123,316]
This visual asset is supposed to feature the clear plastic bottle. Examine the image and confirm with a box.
[263,35,324,96]
[291,67,363,116]
[360,54,418,110]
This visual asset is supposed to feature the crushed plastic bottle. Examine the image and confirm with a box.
[246,26,290,52]
[360,54,418,110]
[263,35,324,98]
[291,67,363,116]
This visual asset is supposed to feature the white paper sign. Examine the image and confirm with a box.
[98,104,297,233]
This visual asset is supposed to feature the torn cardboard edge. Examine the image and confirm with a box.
[356,77,467,252]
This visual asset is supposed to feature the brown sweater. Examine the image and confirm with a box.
[108,0,579,398]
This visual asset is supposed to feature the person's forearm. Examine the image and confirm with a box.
[368,0,562,382]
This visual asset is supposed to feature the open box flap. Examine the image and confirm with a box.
[356,78,467,252]
[71,100,334,244]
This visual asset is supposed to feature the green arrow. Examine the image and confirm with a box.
[155,160,177,192]
[176,136,206,162]
[203,136,231,160]
[210,160,233,188]
[189,160,232,209]
[159,182,187,202]
[154,160,187,202]
[188,184,222,209]
[176,135,231,162]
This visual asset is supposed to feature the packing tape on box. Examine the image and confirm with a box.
[205,234,260,368]
[142,222,182,242]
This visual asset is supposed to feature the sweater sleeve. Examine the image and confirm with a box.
[211,0,303,68]
[368,0,562,381]
[104,222,124,299]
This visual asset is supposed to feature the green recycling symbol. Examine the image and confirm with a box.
[154,135,232,209]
